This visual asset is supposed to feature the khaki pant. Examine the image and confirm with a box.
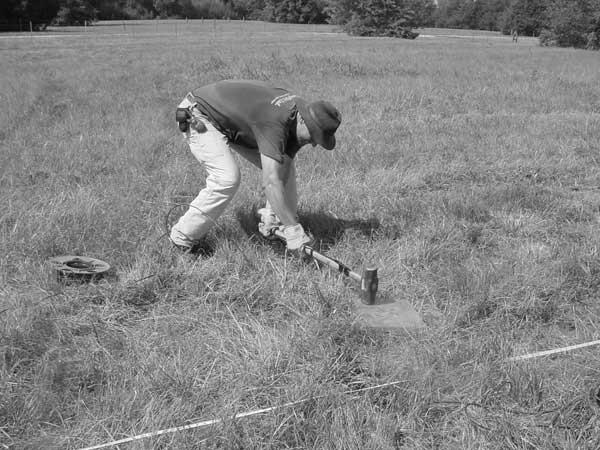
[170,115,297,248]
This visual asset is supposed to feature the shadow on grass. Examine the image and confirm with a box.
[235,205,380,249]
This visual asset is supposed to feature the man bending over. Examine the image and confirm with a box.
[171,79,342,253]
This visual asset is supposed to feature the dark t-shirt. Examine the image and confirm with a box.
[191,80,302,163]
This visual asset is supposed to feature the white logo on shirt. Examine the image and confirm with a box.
[271,93,298,107]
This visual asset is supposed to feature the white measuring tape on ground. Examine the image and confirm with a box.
[508,339,600,361]
[78,400,306,450]
[77,339,600,449]
[77,380,406,450]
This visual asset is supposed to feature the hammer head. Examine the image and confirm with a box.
[360,267,378,305]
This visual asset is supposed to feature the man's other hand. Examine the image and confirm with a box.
[282,224,312,251]
[258,208,281,239]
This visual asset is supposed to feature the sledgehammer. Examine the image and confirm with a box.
[272,229,378,305]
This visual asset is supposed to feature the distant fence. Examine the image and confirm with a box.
[0,19,338,36]
[1,21,525,46]
[0,21,40,32]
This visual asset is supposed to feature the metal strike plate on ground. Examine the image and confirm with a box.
[352,295,424,329]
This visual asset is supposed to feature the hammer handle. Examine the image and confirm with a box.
[303,245,362,282]
[273,230,362,282]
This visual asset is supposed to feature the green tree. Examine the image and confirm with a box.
[328,0,425,37]
[119,0,155,19]
[325,0,360,25]
[88,0,122,19]
[435,0,512,31]
[406,0,436,27]
[53,0,97,25]
[16,0,61,28]
[0,0,22,29]
[478,0,511,31]
[509,0,548,36]
[461,0,484,29]
[189,0,233,19]
[264,0,329,24]
[229,0,266,19]
[440,0,467,28]
[153,0,181,17]
[543,0,599,47]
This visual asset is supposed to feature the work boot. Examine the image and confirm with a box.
[170,238,215,258]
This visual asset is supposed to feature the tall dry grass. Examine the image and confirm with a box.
[1,21,600,449]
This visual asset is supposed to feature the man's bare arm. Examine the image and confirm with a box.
[260,153,297,225]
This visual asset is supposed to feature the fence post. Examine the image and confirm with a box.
[30,21,33,33]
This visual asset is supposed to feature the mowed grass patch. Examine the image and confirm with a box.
[2,23,600,449]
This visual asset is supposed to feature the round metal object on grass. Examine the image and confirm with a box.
[49,255,111,283]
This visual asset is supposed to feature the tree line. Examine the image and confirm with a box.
[1,0,599,49]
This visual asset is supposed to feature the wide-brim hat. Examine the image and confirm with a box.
[294,98,341,150]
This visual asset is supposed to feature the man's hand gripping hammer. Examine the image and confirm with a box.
[271,228,378,305]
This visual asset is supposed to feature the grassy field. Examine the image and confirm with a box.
[2,20,600,449]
